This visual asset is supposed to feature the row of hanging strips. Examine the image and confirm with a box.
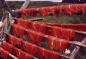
[5,33,61,59]
[17,4,86,16]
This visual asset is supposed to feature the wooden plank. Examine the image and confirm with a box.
[9,54,18,59]
[20,0,30,9]
[75,30,86,35]
[30,17,44,21]
[70,39,86,59]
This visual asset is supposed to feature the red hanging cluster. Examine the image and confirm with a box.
[15,48,33,59]
[12,24,25,37]
[8,34,22,46]
[31,22,47,33]
[0,48,9,59]
[16,18,29,28]
[54,5,63,16]
[35,46,61,59]
[62,5,72,15]
[17,18,33,29]
[2,41,14,54]
[47,36,69,51]
[39,7,48,16]
[22,42,38,56]
[26,29,44,44]
[44,49,60,59]
[51,27,75,40]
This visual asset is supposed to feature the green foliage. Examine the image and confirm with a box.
[40,14,86,24]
